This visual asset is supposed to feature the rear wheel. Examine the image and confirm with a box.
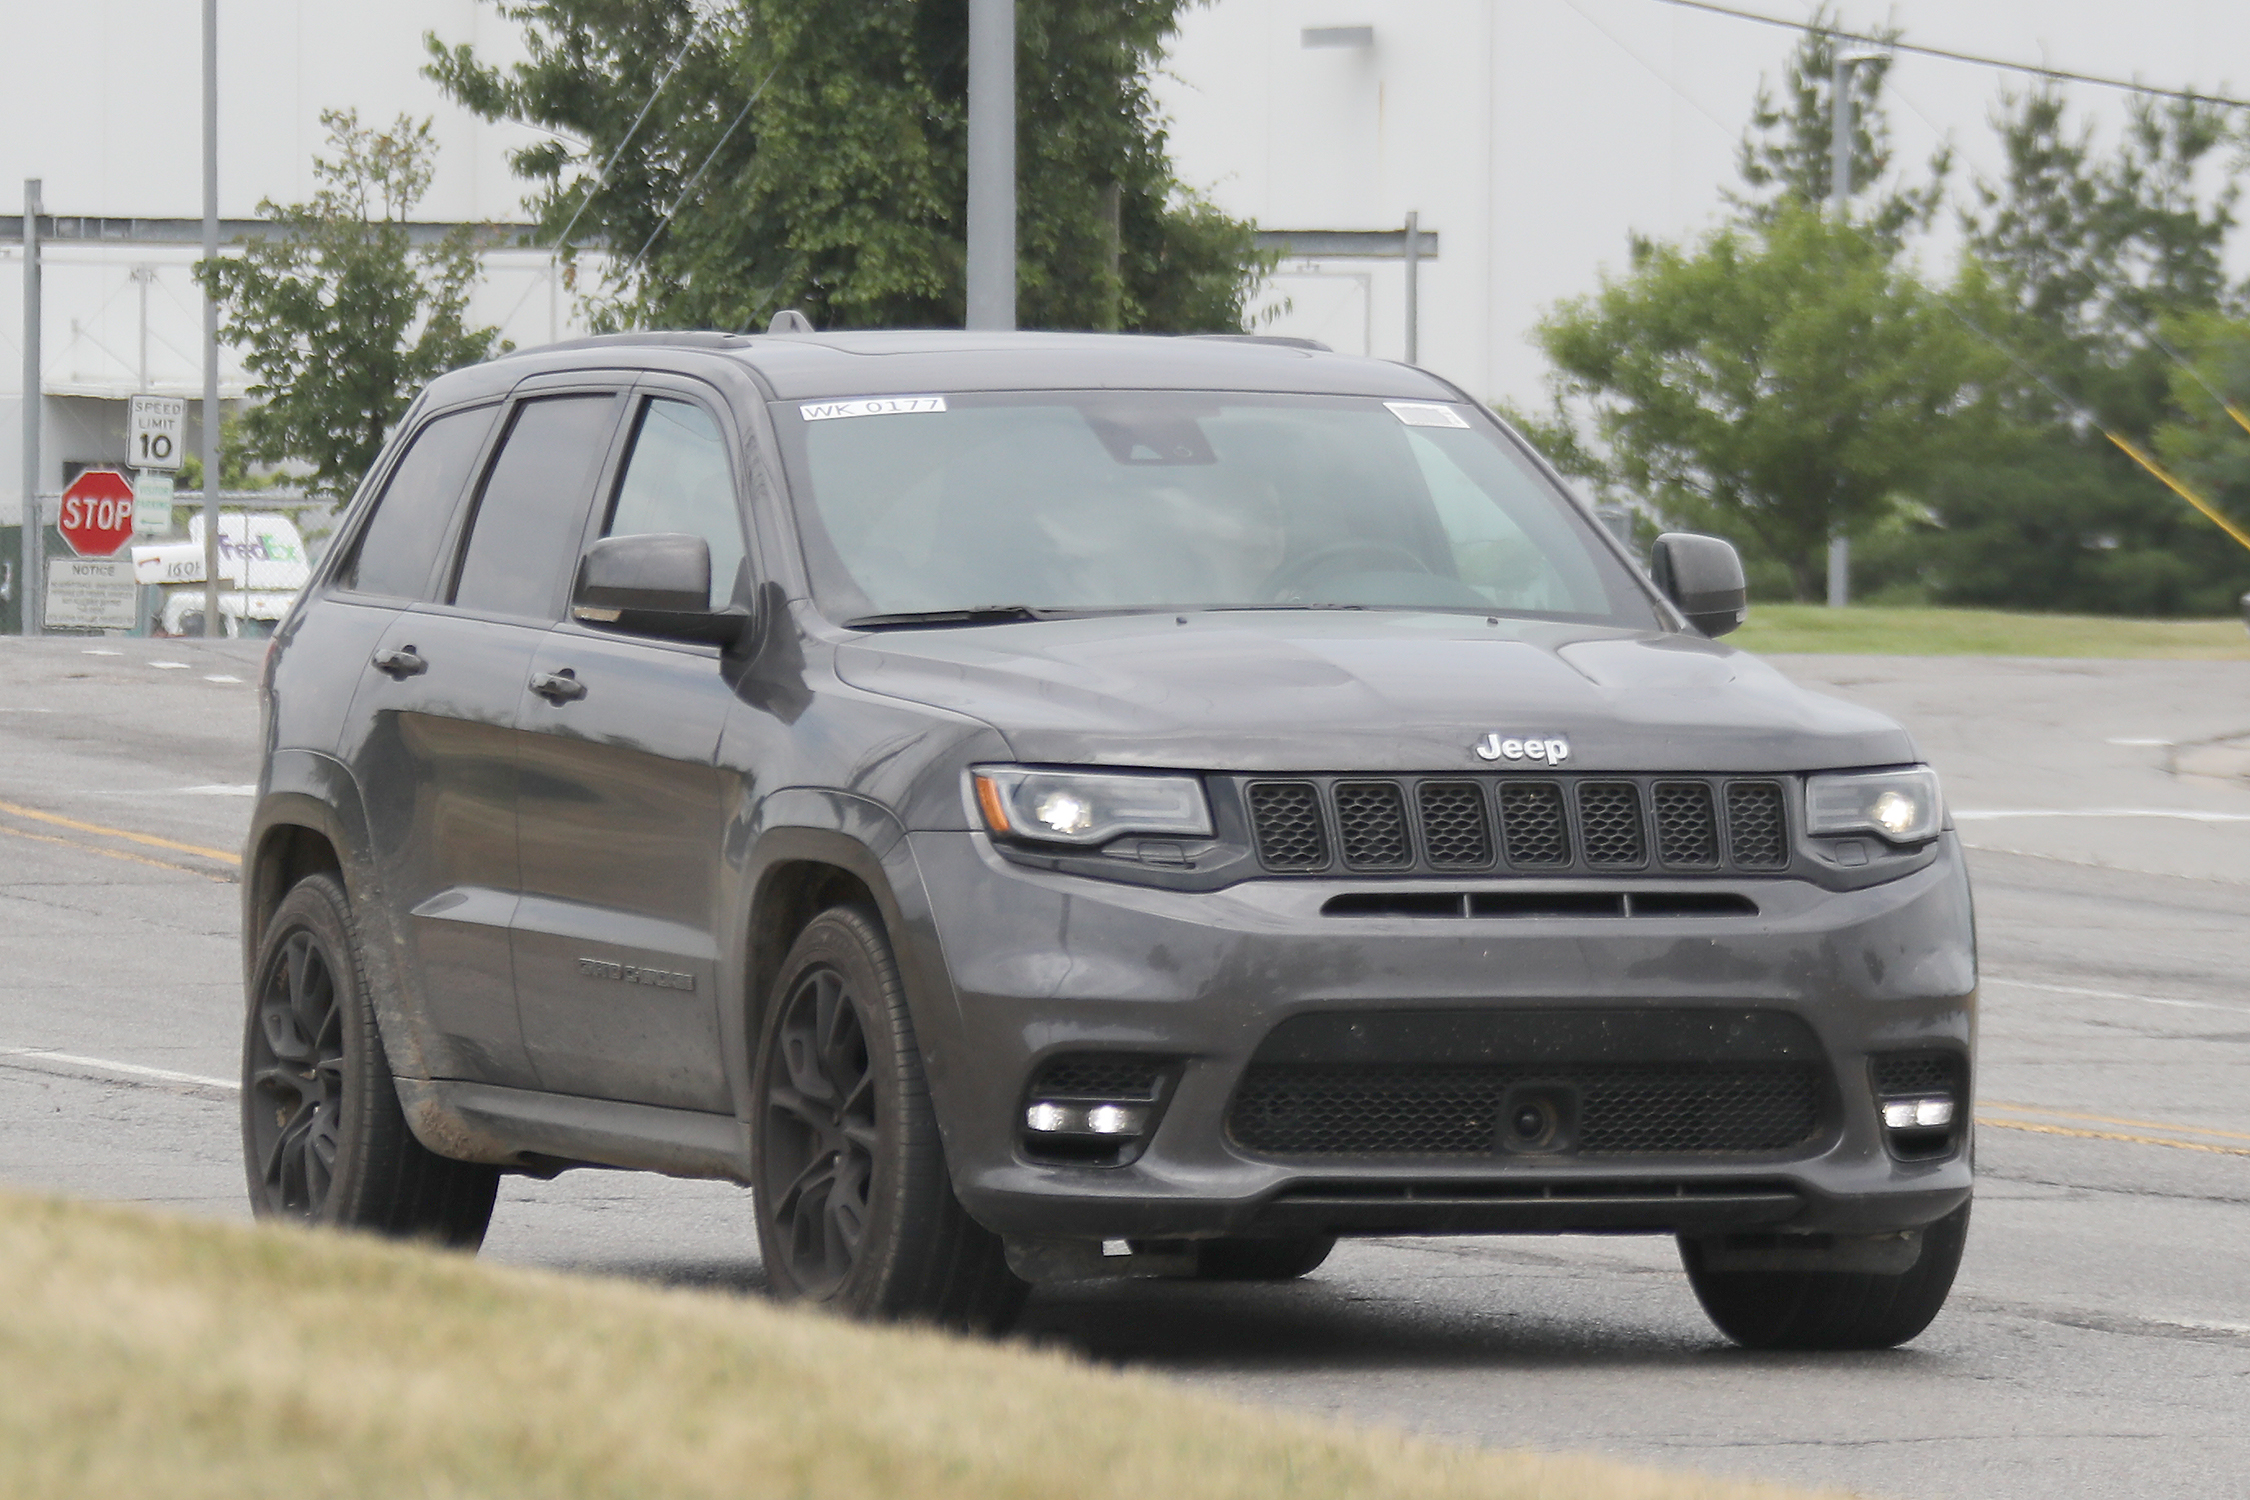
[241,874,499,1247]
[751,906,1026,1332]
[1191,1235,1337,1281]
[1680,1203,1970,1350]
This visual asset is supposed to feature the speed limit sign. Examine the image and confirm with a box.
[128,394,186,473]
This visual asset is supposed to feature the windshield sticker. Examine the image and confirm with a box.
[1384,401,1472,429]
[799,395,948,422]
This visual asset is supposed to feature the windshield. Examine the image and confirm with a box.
[775,391,1659,628]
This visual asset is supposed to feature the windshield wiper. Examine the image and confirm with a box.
[843,605,1157,630]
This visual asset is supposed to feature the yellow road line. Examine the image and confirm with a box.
[0,823,234,884]
[1978,1115,2250,1158]
[1979,1100,2250,1144]
[0,798,240,865]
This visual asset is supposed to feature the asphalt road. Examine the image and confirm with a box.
[2,638,2246,1499]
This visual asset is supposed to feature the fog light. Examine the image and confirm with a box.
[1025,1102,1076,1133]
[1085,1104,1142,1135]
[1882,1097,1955,1130]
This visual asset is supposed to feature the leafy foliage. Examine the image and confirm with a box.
[423,0,1266,333]
[1922,88,2250,615]
[1536,209,1992,601]
[1728,6,1947,245]
[195,111,505,499]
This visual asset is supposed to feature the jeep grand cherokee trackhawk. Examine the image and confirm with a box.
[241,329,1974,1349]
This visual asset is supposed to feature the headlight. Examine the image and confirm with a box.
[1805,766,1944,845]
[972,767,1213,846]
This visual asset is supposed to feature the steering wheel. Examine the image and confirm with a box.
[1263,540,1435,601]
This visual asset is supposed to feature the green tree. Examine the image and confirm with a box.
[1925,87,2250,614]
[425,0,1267,333]
[195,110,505,499]
[1535,208,1993,601]
[1729,7,1947,245]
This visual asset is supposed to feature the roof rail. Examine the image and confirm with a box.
[1183,333,1333,353]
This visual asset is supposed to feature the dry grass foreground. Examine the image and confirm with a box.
[1731,604,2250,659]
[0,1188,1854,1500]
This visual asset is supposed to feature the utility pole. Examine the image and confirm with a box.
[201,0,222,637]
[19,180,40,637]
[1403,211,1421,366]
[965,0,1015,331]
[1825,47,1876,610]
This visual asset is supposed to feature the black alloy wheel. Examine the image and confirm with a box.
[750,905,1026,1331]
[240,874,499,1247]
[247,926,348,1214]
[759,966,879,1297]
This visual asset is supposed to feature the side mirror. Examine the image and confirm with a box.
[1650,533,1748,638]
[572,533,747,644]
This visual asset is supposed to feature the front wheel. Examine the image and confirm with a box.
[750,906,1026,1332]
[1680,1202,1970,1350]
[241,874,499,1247]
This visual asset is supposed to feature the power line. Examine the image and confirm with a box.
[1650,0,2250,110]
[620,61,785,280]
[549,17,706,252]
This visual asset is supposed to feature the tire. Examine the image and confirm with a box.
[1191,1235,1337,1281]
[1680,1202,1970,1350]
[241,873,499,1249]
[750,905,1027,1332]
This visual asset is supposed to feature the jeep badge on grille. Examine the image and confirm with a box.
[1475,733,1571,764]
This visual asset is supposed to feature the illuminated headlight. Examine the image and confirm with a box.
[973,767,1212,846]
[1805,766,1944,845]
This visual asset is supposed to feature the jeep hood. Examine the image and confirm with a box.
[832,611,1914,774]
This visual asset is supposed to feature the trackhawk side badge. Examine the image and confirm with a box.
[577,957,696,992]
[1475,733,1571,764]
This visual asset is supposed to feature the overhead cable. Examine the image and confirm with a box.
[1649,0,2250,110]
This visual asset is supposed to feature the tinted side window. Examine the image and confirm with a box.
[338,406,496,599]
[451,394,621,620]
[604,398,745,609]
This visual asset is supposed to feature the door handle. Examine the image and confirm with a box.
[371,646,426,679]
[529,669,587,704]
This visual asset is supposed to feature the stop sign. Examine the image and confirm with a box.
[58,469,139,557]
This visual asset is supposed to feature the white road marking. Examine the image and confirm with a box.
[180,783,256,796]
[0,1047,237,1091]
[1982,975,2250,1017]
[148,661,189,670]
[203,674,244,684]
[1955,808,2250,823]
[2106,737,2173,746]
[0,707,54,713]
[80,648,122,657]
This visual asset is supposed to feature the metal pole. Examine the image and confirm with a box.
[20,180,41,637]
[201,0,222,637]
[1403,211,1420,366]
[965,0,1015,330]
[1825,51,1853,609]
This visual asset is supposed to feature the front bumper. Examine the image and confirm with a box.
[903,829,1976,1242]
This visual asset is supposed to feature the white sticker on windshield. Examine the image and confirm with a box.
[799,395,948,422]
[1384,401,1472,429]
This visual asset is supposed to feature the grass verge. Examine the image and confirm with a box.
[1731,603,2250,659]
[0,1189,1849,1500]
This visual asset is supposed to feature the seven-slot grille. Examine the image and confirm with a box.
[1243,775,1792,876]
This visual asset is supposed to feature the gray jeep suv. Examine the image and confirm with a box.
[242,330,1974,1348]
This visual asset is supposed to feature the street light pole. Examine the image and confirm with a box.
[965,0,1016,331]
[1825,48,1873,610]
[200,0,222,638]
[19,179,41,637]
[1403,211,1421,366]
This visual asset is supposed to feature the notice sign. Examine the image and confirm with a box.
[45,557,138,631]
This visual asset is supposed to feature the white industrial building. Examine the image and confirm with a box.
[5,0,2243,533]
